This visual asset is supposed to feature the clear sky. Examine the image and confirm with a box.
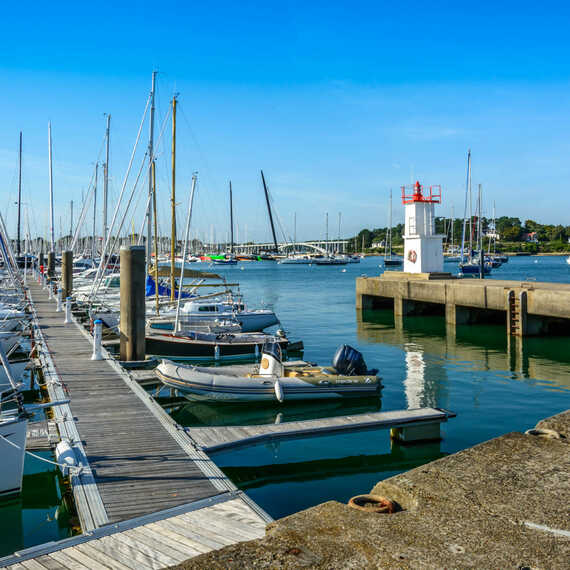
[1,1,569,244]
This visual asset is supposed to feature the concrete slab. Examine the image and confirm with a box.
[172,409,569,569]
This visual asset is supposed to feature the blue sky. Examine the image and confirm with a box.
[1,1,569,243]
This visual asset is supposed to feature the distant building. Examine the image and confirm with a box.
[484,229,500,240]
[522,231,539,243]
[371,240,385,249]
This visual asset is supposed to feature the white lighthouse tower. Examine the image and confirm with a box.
[401,181,445,274]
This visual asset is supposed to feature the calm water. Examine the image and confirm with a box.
[2,255,570,556]
[170,255,570,519]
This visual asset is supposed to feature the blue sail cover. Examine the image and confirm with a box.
[145,275,192,299]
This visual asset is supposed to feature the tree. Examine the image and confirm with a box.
[357,229,373,249]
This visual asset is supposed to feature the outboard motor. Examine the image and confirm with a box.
[332,344,374,376]
[259,342,284,377]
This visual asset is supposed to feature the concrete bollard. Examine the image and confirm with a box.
[56,287,63,312]
[62,250,73,299]
[91,319,103,360]
[64,297,72,324]
[119,245,146,362]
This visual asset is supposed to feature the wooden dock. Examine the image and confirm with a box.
[21,282,271,548]
[188,407,456,452]
[1,492,266,569]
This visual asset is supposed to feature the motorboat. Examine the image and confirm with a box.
[278,255,313,265]
[313,255,348,266]
[156,343,380,402]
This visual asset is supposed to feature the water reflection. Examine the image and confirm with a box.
[0,459,71,558]
[168,397,382,428]
[357,309,570,391]
[218,440,445,491]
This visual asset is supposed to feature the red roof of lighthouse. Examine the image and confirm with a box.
[401,181,442,204]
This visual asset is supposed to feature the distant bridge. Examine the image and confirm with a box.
[236,240,349,255]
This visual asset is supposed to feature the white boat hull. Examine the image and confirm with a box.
[0,416,27,496]
[0,361,28,394]
[156,360,380,402]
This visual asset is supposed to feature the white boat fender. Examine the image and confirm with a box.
[274,379,284,403]
[55,441,77,476]
[214,345,220,360]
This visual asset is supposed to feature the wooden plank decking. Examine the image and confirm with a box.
[188,407,456,452]
[1,493,266,569]
[27,282,222,525]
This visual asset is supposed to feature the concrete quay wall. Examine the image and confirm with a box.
[172,409,570,569]
[356,274,570,334]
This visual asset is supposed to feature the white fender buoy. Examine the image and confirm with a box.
[55,441,77,476]
[274,378,284,403]
[214,344,220,361]
[254,344,260,359]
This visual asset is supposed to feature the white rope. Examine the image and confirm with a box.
[0,432,83,474]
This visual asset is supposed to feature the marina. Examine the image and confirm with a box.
[2,11,570,565]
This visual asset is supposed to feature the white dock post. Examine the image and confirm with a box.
[56,287,63,312]
[91,319,103,360]
[64,296,72,324]
[48,282,54,299]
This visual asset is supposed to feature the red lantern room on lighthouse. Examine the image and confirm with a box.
[401,181,445,274]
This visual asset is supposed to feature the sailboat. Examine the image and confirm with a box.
[384,189,403,267]
[459,171,491,276]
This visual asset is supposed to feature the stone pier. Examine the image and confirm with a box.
[356,272,570,336]
[172,409,570,569]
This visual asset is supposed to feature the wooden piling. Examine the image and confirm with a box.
[47,251,55,279]
[62,250,73,298]
[120,245,146,361]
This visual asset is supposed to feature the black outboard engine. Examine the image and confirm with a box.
[332,344,370,376]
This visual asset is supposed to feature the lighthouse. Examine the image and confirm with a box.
[401,181,445,274]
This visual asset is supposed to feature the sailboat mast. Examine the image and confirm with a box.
[260,170,278,252]
[170,95,177,301]
[48,122,55,253]
[92,164,98,260]
[388,188,393,259]
[17,132,22,256]
[325,212,329,254]
[152,160,160,314]
[468,154,473,256]
[460,149,470,263]
[146,71,157,270]
[293,212,297,251]
[338,212,341,253]
[229,181,234,253]
[103,114,110,251]
[451,204,454,252]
